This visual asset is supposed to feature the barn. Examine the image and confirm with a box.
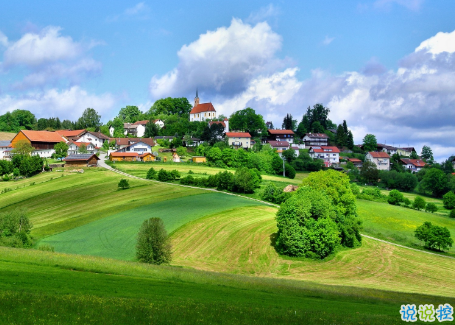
[63,154,100,167]
[140,152,156,162]
[110,152,139,161]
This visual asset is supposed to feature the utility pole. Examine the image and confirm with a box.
[282,156,285,177]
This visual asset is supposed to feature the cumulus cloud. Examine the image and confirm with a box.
[0,86,116,120]
[415,30,455,55]
[150,18,284,99]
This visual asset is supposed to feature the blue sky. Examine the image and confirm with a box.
[1,0,455,160]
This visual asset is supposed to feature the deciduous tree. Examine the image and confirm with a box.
[136,218,171,264]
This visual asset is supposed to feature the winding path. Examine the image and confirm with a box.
[98,154,455,261]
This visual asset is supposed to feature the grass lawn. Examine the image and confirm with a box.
[171,205,455,298]
[39,193,267,260]
[358,199,455,256]
[0,246,451,324]
[110,161,305,185]
[0,168,205,239]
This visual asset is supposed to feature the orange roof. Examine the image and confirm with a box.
[368,152,390,158]
[110,152,139,157]
[311,146,340,153]
[20,130,65,143]
[139,152,155,158]
[56,129,86,137]
[133,120,149,125]
[400,158,426,167]
[268,129,295,135]
[348,158,362,163]
[190,103,216,114]
[72,141,92,148]
[226,132,251,138]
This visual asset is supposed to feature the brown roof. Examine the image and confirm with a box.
[400,158,426,167]
[133,120,149,125]
[311,146,340,153]
[368,152,390,158]
[139,152,156,158]
[56,129,86,137]
[304,133,329,139]
[267,141,290,148]
[226,132,251,138]
[20,130,65,143]
[348,158,362,163]
[110,152,139,157]
[268,129,295,135]
[190,103,216,114]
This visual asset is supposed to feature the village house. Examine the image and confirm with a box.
[396,147,416,157]
[63,153,100,167]
[309,146,340,165]
[111,138,155,150]
[123,123,144,138]
[190,91,216,122]
[139,152,156,162]
[303,133,329,147]
[0,141,11,160]
[267,129,295,144]
[67,141,97,155]
[267,141,290,157]
[109,152,140,162]
[10,130,65,158]
[115,141,153,155]
[400,158,427,173]
[348,158,363,168]
[365,151,390,171]
[377,143,398,156]
[75,131,109,147]
[56,129,86,141]
[226,132,251,149]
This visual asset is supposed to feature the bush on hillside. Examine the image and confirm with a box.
[234,167,261,193]
[387,189,404,205]
[136,218,171,264]
[118,179,130,190]
[301,170,361,248]
[412,196,426,211]
[276,187,340,259]
[284,163,296,179]
[0,209,33,248]
[450,209,455,218]
[380,170,418,192]
[146,167,157,180]
[425,203,438,213]
[443,191,455,210]
[415,221,453,252]
[403,198,411,207]
[350,183,360,195]
[260,183,291,205]
[356,187,387,202]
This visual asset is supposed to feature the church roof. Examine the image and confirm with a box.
[190,103,216,114]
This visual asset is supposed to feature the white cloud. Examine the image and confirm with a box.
[374,0,424,11]
[3,26,83,67]
[0,31,8,47]
[150,18,284,99]
[106,2,150,22]
[322,36,335,46]
[246,4,281,24]
[415,30,455,55]
[0,86,116,120]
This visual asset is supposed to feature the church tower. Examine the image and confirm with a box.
[194,89,200,107]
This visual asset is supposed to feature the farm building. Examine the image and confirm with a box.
[140,152,156,162]
[192,156,206,163]
[11,130,65,158]
[63,154,100,167]
[110,152,139,161]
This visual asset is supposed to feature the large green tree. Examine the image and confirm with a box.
[421,145,434,163]
[282,114,296,130]
[362,134,377,152]
[229,108,266,137]
[136,218,172,264]
[54,142,69,159]
[420,168,449,197]
[118,106,142,123]
[148,97,192,116]
[76,108,101,130]
[144,120,160,138]
[415,222,453,252]
[360,160,379,184]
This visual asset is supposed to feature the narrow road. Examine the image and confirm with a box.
[98,154,455,261]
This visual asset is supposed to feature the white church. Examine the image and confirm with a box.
[189,90,217,122]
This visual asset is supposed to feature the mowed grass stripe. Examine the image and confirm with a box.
[40,193,266,261]
[0,169,205,239]
[171,205,455,298]
[358,199,455,255]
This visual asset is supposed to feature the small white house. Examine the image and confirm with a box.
[116,141,152,155]
[109,126,115,137]
[226,132,251,149]
[0,141,11,160]
[76,131,109,146]
[68,141,97,155]
[309,146,340,165]
[154,119,165,128]
[303,133,329,146]
[365,152,390,171]
[267,141,290,157]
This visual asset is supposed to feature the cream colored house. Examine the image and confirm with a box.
[365,152,390,171]
[226,132,251,149]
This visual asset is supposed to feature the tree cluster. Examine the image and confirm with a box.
[136,218,171,264]
[295,104,335,138]
[415,221,453,252]
[0,209,33,248]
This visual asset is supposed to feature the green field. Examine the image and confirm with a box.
[39,193,267,260]
[0,246,452,325]
[109,160,306,185]
[358,199,455,256]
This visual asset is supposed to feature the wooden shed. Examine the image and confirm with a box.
[63,154,100,167]
[192,156,206,163]
[140,152,156,162]
[109,152,139,161]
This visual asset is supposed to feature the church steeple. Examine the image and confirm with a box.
[194,88,200,107]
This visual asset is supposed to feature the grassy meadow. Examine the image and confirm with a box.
[39,193,266,260]
[0,246,452,325]
[0,132,15,141]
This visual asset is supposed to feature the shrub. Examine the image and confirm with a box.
[425,203,437,213]
[216,171,235,191]
[276,187,340,259]
[118,179,130,190]
[403,198,411,207]
[170,170,181,180]
[146,167,157,180]
[157,169,172,182]
[443,191,455,210]
[1,188,12,194]
[136,218,171,264]
[188,170,194,174]
[0,209,33,248]
[13,168,20,177]
[284,163,296,179]
[415,221,453,252]
[387,189,404,205]
[412,196,426,211]
[450,209,455,218]
[2,174,10,182]
[234,167,261,193]
[350,183,360,195]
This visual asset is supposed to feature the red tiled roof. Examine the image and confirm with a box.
[56,129,86,137]
[113,138,155,146]
[226,132,251,138]
[110,152,139,157]
[72,141,92,148]
[133,120,149,125]
[304,133,329,139]
[190,103,216,114]
[268,129,295,135]
[368,151,390,158]
[20,130,65,143]
[209,121,226,128]
[348,158,362,163]
[311,146,340,153]
[267,141,290,148]
[400,158,426,167]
